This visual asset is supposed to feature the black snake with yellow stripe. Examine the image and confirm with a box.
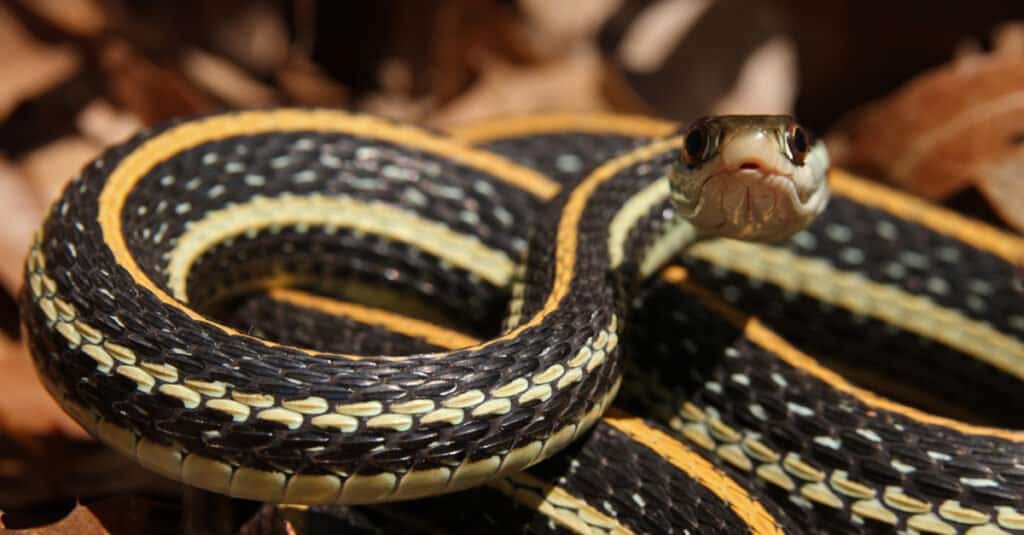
[20,109,1024,534]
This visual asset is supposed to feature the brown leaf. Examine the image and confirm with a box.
[180,49,279,107]
[0,159,44,295]
[276,54,349,108]
[0,502,108,534]
[18,136,103,209]
[828,36,1024,200]
[207,1,290,75]
[0,339,88,440]
[0,5,80,122]
[16,0,107,38]
[100,40,215,126]
[1,496,178,534]
[426,47,608,129]
[76,100,143,147]
[975,149,1024,233]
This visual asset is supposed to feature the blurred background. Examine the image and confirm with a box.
[0,0,1022,531]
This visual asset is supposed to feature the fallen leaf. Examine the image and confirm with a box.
[276,53,349,108]
[828,24,1024,202]
[0,340,88,440]
[100,40,214,126]
[180,48,279,107]
[208,0,290,75]
[427,46,608,129]
[16,0,107,38]
[0,159,43,295]
[975,148,1024,232]
[76,100,143,147]
[18,136,103,208]
[0,5,80,121]
[0,501,106,534]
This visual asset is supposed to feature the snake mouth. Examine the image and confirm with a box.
[683,165,807,242]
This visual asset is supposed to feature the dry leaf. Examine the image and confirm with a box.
[100,40,214,126]
[1,502,108,534]
[427,46,608,129]
[0,340,87,440]
[16,0,107,38]
[208,1,290,75]
[0,159,43,295]
[0,6,80,121]
[1,496,177,534]
[712,36,796,115]
[276,54,349,108]
[828,24,1024,202]
[76,100,143,147]
[975,149,1024,232]
[180,48,279,107]
[19,136,103,208]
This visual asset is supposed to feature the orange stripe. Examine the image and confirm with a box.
[95,110,558,358]
[661,265,1024,441]
[604,409,786,535]
[455,113,1024,264]
[830,170,1024,263]
[448,112,676,144]
[269,288,480,350]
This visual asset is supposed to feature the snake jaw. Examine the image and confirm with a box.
[669,116,830,243]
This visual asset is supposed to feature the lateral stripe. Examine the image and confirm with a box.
[604,409,787,535]
[270,288,481,350]
[662,266,1024,441]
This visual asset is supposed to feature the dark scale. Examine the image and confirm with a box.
[120,131,539,299]
[775,196,1024,341]
[618,279,1024,533]
[25,117,637,485]
[186,226,505,337]
[480,133,653,188]
[677,255,1024,428]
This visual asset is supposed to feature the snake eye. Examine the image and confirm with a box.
[682,121,713,167]
[786,123,811,165]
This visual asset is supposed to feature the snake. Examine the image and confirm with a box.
[19,109,1024,534]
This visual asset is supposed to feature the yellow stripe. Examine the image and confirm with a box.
[165,195,515,297]
[96,110,557,357]
[272,289,724,528]
[449,112,676,144]
[662,266,1024,441]
[607,177,671,268]
[527,137,682,332]
[270,288,481,350]
[687,239,1024,382]
[497,472,635,535]
[604,409,786,535]
[454,113,1023,264]
[830,170,1024,263]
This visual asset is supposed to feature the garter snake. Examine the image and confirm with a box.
[19,107,1024,528]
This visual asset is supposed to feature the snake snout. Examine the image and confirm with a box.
[669,115,831,244]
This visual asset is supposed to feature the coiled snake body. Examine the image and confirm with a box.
[21,109,1024,534]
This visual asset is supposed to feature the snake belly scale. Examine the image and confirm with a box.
[22,109,830,507]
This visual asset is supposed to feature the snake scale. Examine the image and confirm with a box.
[19,109,1024,534]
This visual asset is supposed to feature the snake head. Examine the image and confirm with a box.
[669,115,830,243]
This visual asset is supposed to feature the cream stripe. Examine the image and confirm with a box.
[269,288,481,350]
[96,109,557,357]
[639,223,697,278]
[664,266,1024,440]
[165,195,515,299]
[687,240,1024,381]
[496,472,635,535]
[607,176,672,268]
[830,171,1024,263]
[605,410,786,535]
